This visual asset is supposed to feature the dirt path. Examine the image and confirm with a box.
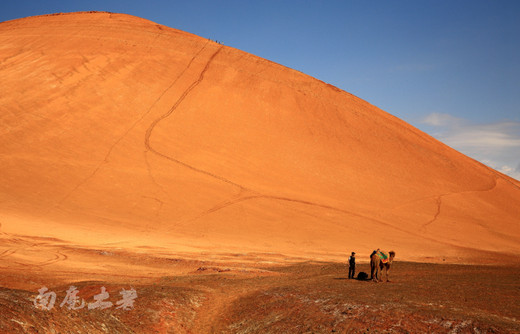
[190,287,240,333]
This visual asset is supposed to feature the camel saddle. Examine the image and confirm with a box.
[377,251,389,263]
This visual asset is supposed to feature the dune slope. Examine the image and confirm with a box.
[1,12,519,264]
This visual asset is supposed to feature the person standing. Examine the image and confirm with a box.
[348,252,356,279]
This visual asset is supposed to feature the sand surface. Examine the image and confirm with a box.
[0,11,519,280]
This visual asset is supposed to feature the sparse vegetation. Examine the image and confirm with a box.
[1,261,518,333]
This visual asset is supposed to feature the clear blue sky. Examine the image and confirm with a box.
[2,1,519,179]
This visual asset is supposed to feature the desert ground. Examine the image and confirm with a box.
[1,11,520,333]
[0,241,519,333]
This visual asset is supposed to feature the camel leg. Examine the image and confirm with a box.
[372,267,379,282]
[378,264,384,282]
[371,257,381,282]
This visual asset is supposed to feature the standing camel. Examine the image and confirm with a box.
[370,250,395,282]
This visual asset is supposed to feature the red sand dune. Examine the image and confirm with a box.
[1,12,519,266]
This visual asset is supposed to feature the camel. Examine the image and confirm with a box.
[370,250,395,282]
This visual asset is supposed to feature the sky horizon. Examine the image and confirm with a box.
[2,0,519,180]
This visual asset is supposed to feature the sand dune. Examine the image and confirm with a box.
[1,12,519,266]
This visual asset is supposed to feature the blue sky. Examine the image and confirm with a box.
[2,1,519,179]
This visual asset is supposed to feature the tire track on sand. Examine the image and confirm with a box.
[144,45,248,191]
[55,42,210,208]
[0,248,17,258]
[181,194,461,247]
[33,250,68,267]
[422,196,442,229]
[421,175,498,229]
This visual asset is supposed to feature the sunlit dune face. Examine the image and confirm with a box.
[0,12,519,268]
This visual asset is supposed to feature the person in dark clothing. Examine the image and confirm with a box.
[348,252,356,279]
